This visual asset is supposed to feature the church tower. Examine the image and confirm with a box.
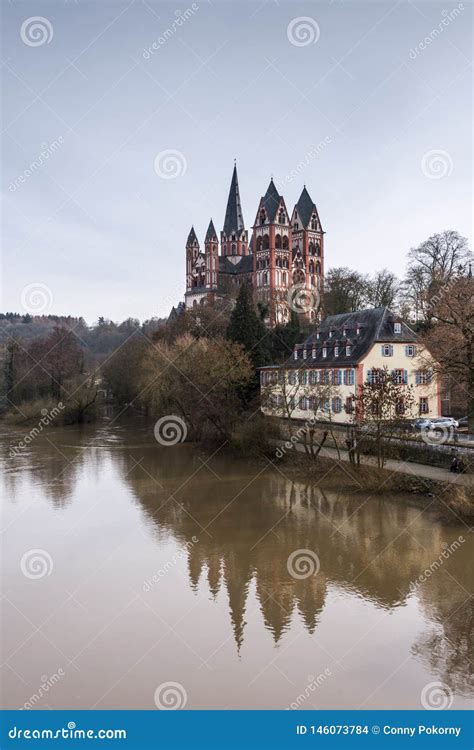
[204,219,219,301]
[185,226,200,294]
[291,187,324,322]
[221,164,248,257]
[252,179,291,326]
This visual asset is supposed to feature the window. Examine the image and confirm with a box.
[322,347,327,358]
[343,369,355,385]
[334,346,339,357]
[332,397,342,413]
[293,349,298,360]
[356,325,361,335]
[299,396,307,410]
[342,328,347,337]
[394,322,402,334]
[289,371,297,385]
[333,370,342,385]
[392,369,407,385]
[368,368,384,384]
[311,348,316,359]
[416,370,431,385]
[303,349,307,359]
[299,370,308,385]
[419,397,429,414]
[405,345,415,357]
[396,397,405,415]
[346,346,351,356]
[309,370,317,385]
[345,396,354,413]
[328,330,333,338]
[316,331,320,340]
[381,344,393,357]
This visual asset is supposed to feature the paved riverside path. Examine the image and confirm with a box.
[273,440,473,488]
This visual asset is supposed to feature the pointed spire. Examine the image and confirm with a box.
[263,178,281,222]
[296,186,317,229]
[223,164,245,236]
[205,219,218,243]
[186,226,199,247]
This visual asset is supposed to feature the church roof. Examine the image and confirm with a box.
[223,165,245,235]
[296,186,317,229]
[263,178,281,222]
[186,226,199,246]
[219,255,253,275]
[205,219,218,242]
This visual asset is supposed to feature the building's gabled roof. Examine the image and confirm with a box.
[186,226,199,246]
[295,186,317,229]
[205,219,218,242]
[219,255,253,275]
[223,165,245,236]
[263,178,282,222]
[285,307,418,367]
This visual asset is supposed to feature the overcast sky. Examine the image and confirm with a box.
[2,0,472,324]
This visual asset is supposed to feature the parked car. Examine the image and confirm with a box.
[431,417,459,430]
[457,416,468,429]
[414,418,432,431]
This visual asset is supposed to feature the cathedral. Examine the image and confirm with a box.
[184,164,324,326]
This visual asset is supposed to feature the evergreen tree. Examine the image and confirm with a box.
[226,283,270,370]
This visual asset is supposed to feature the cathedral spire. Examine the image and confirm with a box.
[223,164,245,236]
[205,219,218,243]
[186,226,199,247]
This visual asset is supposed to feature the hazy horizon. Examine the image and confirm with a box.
[2,0,472,324]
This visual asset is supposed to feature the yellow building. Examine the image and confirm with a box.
[260,307,441,425]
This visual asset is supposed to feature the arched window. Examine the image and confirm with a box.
[282,236,289,250]
[315,242,321,257]
[256,237,263,252]
[231,243,236,255]
[316,261,321,274]
[275,234,282,249]
[259,209,266,225]
[278,210,285,225]
[263,234,270,250]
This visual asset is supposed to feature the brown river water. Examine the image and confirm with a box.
[1,418,472,710]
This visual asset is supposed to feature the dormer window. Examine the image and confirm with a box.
[316,331,320,340]
[293,348,298,360]
[356,326,361,335]
[342,328,347,337]
[312,348,316,358]
[322,347,327,358]
[394,322,402,334]
[328,330,333,338]
[303,349,307,359]
[346,345,351,356]
[334,346,339,357]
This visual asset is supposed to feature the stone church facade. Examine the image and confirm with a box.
[184,164,324,326]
